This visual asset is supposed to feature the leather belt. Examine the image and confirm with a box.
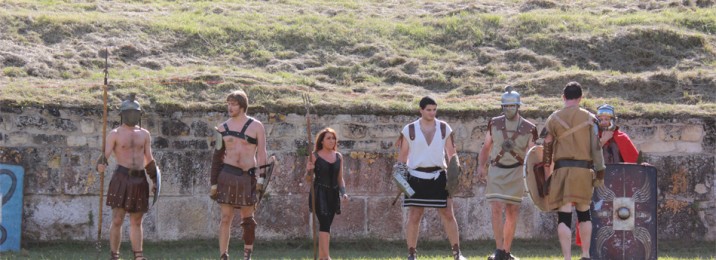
[414,166,443,173]
[494,162,522,169]
[554,160,593,170]
[222,164,256,177]
[117,165,146,177]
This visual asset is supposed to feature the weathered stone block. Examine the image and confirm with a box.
[651,154,714,201]
[161,119,191,136]
[153,136,169,149]
[254,194,309,239]
[268,122,298,138]
[659,125,685,142]
[53,118,78,132]
[331,197,367,238]
[649,154,715,240]
[6,132,31,146]
[267,153,311,194]
[33,134,66,146]
[343,154,397,196]
[67,136,87,147]
[156,197,212,240]
[23,195,96,240]
[675,142,703,153]
[80,119,94,134]
[153,151,208,195]
[619,125,656,141]
[680,125,704,142]
[638,141,675,153]
[703,118,716,153]
[1,106,23,113]
[16,115,48,129]
[366,196,404,240]
[368,124,402,138]
[191,120,212,137]
[173,140,209,150]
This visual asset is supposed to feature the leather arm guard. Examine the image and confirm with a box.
[145,160,158,182]
[596,169,605,180]
[210,146,225,186]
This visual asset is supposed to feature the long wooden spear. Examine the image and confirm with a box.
[303,93,318,260]
[97,48,109,246]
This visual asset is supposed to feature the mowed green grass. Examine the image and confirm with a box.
[1,239,714,259]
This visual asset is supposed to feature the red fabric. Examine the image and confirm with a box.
[612,129,638,163]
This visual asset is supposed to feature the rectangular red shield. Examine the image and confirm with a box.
[590,164,657,260]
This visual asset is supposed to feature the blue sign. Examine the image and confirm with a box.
[0,164,23,252]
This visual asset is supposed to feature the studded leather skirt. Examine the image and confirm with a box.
[106,166,150,213]
[215,164,257,207]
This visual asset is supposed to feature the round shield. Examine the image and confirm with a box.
[446,154,461,195]
[523,145,553,212]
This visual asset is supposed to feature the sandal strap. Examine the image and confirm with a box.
[134,251,146,260]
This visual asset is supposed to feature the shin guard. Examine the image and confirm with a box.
[557,211,572,229]
[241,217,257,245]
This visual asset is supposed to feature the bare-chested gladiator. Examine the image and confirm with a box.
[97,95,159,260]
[210,90,268,260]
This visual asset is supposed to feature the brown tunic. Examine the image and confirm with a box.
[544,105,606,210]
[486,116,537,204]
[106,166,150,213]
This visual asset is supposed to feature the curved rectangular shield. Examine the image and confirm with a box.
[590,164,657,260]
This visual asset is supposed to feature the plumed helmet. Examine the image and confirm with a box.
[501,85,522,106]
[597,104,615,118]
[119,94,142,112]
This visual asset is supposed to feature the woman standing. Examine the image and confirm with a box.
[306,128,348,260]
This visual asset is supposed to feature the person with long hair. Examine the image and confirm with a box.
[306,127,349,260]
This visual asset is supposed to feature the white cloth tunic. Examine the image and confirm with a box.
[401,119,452,179]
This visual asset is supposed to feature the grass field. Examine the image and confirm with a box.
[1,239,714,259]
[1,0,716,117]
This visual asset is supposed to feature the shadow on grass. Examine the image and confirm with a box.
[2,239,714,259]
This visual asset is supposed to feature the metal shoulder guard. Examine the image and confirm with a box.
[213,127,224,151]
[392,162,415,197]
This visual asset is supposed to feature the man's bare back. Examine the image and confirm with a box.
[107,125,151,170]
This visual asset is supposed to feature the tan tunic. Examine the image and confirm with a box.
[486,116,537,204]
[545,105,605,210]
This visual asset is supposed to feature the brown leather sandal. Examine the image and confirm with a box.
[243,248,253,260]
[134,250,147,260]
[110,251,120,260]
[408,247,417,260]
[220,252,229,260]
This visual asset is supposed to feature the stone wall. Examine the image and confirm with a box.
[0,106,714,242]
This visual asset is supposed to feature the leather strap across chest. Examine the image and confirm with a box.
[221,118,257,145]
[493,118,524,164]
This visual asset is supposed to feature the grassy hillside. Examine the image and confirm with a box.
[1,0,715,117]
